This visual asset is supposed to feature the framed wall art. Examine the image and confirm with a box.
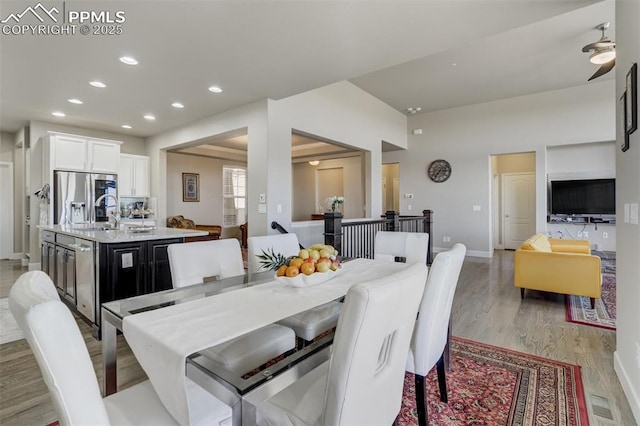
[626,62,637,134]
[182,173,200,202]
[620,93,629,152]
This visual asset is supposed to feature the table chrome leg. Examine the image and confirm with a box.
[102,309,118,396]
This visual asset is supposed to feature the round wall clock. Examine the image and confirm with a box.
[427,159,451,183]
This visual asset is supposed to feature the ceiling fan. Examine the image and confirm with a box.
[582,22,616,81]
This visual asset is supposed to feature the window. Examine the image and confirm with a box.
[223,166,246,226]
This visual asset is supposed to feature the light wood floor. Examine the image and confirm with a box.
[0,253,636,425]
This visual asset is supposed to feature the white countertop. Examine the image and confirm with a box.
[40,224,208,243]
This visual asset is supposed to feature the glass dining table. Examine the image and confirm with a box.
[100,260,392,426]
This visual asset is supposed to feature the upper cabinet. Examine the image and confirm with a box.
[88,139,121,173]
[118,154,150,197]
[49,132,121,174]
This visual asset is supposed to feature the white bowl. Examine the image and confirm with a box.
[275,269,338,287]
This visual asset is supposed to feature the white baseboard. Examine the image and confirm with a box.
[28,262,41,271]
[433,247,492,258]
[614,350,640,423]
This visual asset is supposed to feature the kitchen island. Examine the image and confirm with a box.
[39,224,207,337]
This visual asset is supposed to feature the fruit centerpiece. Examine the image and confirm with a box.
[257,244,342,286]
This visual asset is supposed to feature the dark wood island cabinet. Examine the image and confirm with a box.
[39,226,208,338]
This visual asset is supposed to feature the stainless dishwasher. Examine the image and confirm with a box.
[55,234,96,324]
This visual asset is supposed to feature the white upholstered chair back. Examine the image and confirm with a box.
[9,271,112,425]
[374,231,429,264]
[322,262,428,425]
[406,243,466,376]
[168,239,245,288]
[247,233,300,274]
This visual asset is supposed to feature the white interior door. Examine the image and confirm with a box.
[0,162,14,259]
[392,178,400,211]
[502,172,535,250]
[381,176,387,212]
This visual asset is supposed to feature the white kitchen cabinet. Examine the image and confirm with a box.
[88,140,120,173]
[118,154,150,197]
[49,133,121,173]
[51,134,87,171]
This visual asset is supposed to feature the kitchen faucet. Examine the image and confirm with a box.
[94,194,120,229]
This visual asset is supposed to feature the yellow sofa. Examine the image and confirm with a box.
[514,234,601,308]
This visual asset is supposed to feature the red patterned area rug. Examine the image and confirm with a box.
[397,337,589,426]
[565,253,616,330]
[566,272,616,331]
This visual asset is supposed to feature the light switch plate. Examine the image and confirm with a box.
[624,203,630,223]
[258,203,267,214]
[630,203,639,225]
[473,205,481,212]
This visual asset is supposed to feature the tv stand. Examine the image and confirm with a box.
[547,214,615,225]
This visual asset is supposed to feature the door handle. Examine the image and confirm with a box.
[505,214,510,218]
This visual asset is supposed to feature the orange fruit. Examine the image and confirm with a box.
[285,265,300,277]
[276,265,288,277]
[300,262,315,275]
[289,257,304,268]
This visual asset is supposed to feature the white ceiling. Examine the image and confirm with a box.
[0,0,614,140]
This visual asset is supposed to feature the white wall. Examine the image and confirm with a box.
[148,82,406,238]
[614,0,640,421]
[274,81,407,228]
[147,100,271,236]
[166,152,245,239]
[383,80,615,257]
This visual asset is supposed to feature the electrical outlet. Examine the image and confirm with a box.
[443,236,447,242]
[577,232,583,238]
[583,231,588,238]
[602,232,608,239]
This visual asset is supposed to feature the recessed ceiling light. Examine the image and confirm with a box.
[119,56,138,65]
[121,124,132,129]
[405,107,422,114]
[208,85,223,93]
[143,114,156,121]
[171,102,184,109]
[51,111,66,117]
[89,81,106,88]
[68,98,83,104]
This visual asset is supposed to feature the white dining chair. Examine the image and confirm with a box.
[374,231,429,264]
[167,238,246,287]
[8,270,232,426]
[167,239,295,375]
[247,234,342,345]
[257,262,429,426]
[406,243,466,426]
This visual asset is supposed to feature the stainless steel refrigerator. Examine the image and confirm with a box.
[53,171,118,224]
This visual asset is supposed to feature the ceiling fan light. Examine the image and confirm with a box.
[590,48,616,65]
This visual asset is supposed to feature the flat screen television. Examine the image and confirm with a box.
[550,178,615,215]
